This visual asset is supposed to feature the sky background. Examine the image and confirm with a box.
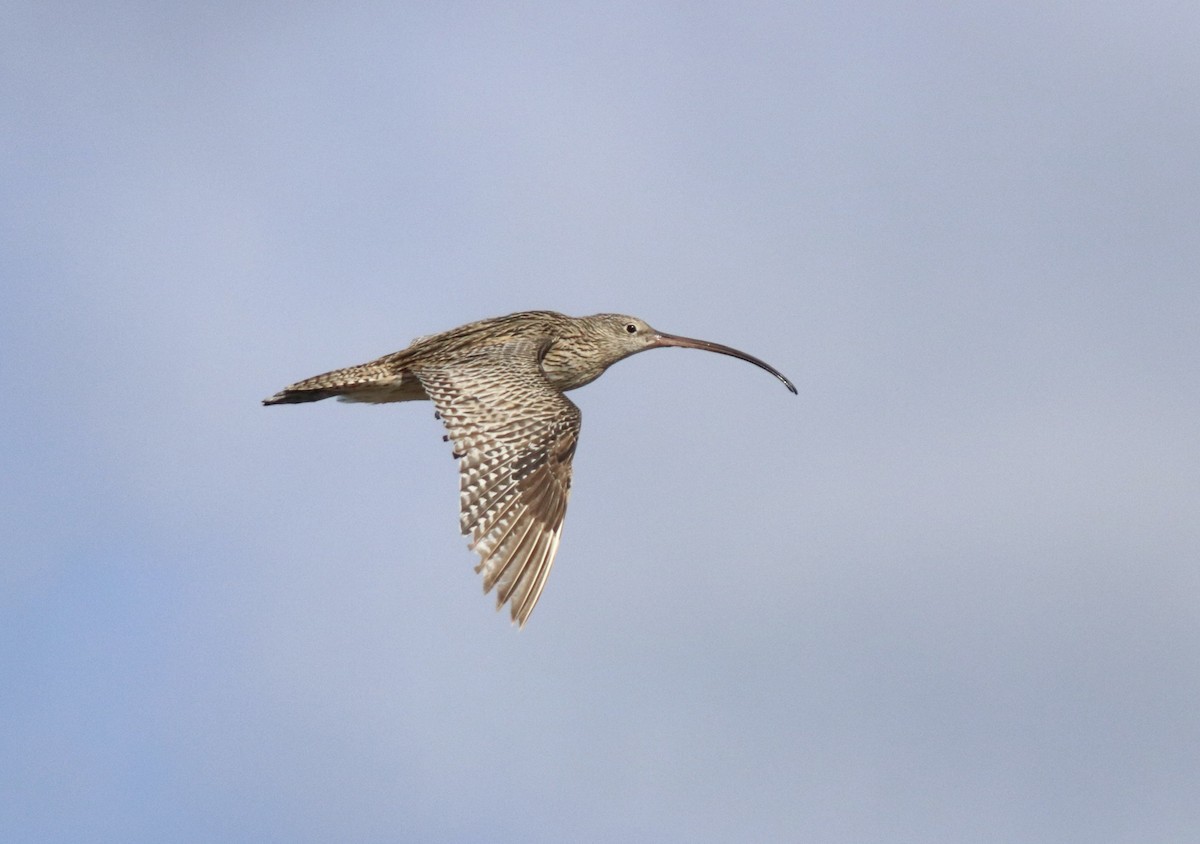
[3,3,1198,842]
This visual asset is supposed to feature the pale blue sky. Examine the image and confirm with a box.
[3,3,1198,842]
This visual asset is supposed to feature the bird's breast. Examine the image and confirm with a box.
[540,344,607,392]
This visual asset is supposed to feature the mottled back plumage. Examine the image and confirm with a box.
[264,310,795,626]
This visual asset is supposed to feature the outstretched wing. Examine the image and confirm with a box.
[413,339,581,626]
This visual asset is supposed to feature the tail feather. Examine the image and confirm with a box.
[262,361,427,406]
[262,388,335,405]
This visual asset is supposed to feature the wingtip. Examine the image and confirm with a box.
[488,595,526,629]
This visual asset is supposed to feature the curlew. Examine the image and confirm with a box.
[264,311,796,626]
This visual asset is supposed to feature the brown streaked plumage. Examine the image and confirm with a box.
[264,311,796,626]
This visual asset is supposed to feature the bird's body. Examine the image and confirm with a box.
[264,311,795,625]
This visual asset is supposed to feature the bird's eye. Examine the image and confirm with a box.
[625,323,638,334]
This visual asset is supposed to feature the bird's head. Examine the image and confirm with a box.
[577,313,797,394]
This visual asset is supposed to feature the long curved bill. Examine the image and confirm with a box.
[652,332,797,394]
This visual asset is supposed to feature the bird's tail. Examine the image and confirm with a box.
[262,386,337,405]
[262,360,424,406]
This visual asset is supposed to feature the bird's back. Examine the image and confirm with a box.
[262,311,574,405]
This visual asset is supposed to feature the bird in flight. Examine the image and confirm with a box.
[264,311,796,626]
